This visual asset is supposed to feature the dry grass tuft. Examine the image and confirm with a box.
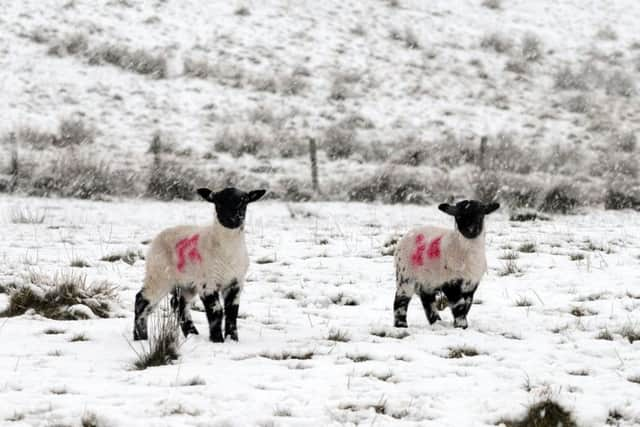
[10,207,46,224]
[259,349,315,360]
[447,345,480,359]
[498,260,523,276]
[326,328,351,342]
[498,398,577,427]
[370,327,410,339]
[132,304,181,370]
[100,248,144,265]
[88,43,167,79]
[1,271,117,320]
[619,322,640,343]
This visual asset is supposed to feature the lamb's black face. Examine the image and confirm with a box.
[197,187,266,229]
[438,200,500,239]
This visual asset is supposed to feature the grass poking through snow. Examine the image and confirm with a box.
[273,406,293,417]
[81,411,100,427]
[499,260,523,276]
[9,207,46,224]
[596,329,614,341]
[329,292,359,306]
[570,306,597,317]
[131,304,181,370]
[70,258,90,268]
[509,211,550,222]
[177,376,206,386]
[362,371,396,383]
[100,249,144,265]
[619,322,640,343]
[514,296,533,307]
[370,327,410,339]
[326,328,350,342]
[499,251,519,260]
[345,352,374,363]
[517,242,537,253]
[498,398,577,427]
[447,345,479,359]
[259,349,315,360]
[1,271,117,320]
[627,376,640,384]
[5,412,25,422]
[69,333,90,342]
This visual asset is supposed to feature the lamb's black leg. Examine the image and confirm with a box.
[171,288,199,337]
[393,272,415,327]
[133,290,151,341]
[393,290,411,328]
[223,279,241,341]
[201,291,224,342]
[441,279,477,329]
[418,288,441,325]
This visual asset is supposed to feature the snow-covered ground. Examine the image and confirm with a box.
[1,1,640,424]
[1,195,640,426]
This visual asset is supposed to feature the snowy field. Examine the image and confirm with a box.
[1,195,640,426]
[2,1,639,426]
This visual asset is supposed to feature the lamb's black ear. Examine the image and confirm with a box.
[197,188,215,203]
[483,202,500,215]
[246,189,267,203]
[438,203,457,216]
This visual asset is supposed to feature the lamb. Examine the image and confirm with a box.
[393,200,499,329]
[133,187,266,343]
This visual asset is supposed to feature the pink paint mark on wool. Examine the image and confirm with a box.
[426,236,442,259]
[411,234,443,267]
[176,234,202,272]
[411,234,427,267]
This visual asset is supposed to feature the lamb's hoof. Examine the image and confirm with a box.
[454,318,468,329]
[225,331,238,342]
[210,333,224,343]
[394,321,408,328]
[181,322,199,337]
[133,331,147,341]
[133,328,148,341]
[428,314,442,325]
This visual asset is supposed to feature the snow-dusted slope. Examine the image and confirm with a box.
[2,0,639,193]
[1,195,639,426]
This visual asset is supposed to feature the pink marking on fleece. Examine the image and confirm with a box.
[427,236,442,259]
[411,234,443,267]
[176,234,202,272]
[411,234,427,266]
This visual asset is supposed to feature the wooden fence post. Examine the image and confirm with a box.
[309,137,319,194]
[479,135,487,171]
[9,132,18,192]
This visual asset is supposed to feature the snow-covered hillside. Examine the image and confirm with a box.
[1,195,640,426]
[1,0,639,203]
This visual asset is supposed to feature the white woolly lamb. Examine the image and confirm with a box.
[393,200,499,329]
[133,187,266,342]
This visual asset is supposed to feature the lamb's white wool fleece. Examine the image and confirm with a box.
[142,220,248,303]
[394,226,487,292]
